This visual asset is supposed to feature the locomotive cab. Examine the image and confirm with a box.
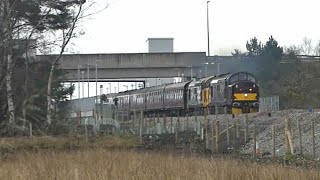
[228,72,259,115]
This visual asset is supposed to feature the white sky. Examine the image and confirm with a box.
[69,0,320,99]
[70,0,320,55]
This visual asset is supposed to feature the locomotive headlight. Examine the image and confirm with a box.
[249,88,252,91]
[244,93,248,97]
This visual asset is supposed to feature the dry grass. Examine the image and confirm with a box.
[0,135,138,152]
[0,149,319,180]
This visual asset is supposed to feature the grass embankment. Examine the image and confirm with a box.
[0,149,319,180]
[0,135,138,154]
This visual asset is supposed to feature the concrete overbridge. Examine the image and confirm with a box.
[37,52,207,81]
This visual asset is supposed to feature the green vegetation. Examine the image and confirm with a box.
[0,0,83,135]
[236,36,320,109]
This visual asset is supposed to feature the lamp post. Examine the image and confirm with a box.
[95,60,101,104]
[205,62,209,77]
[207,1,211,56]
[78,66,81,99]
[87,65,90,97]
[108,83,111,94]
[95,62,98,103]
[81,71,84,99]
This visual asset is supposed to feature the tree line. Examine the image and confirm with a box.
[233,36,320,109]
[0,0,89,135]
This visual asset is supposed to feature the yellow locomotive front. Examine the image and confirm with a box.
[231,81,259,114]
[229,72,259,115]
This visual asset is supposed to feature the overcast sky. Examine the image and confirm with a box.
[70,0,320,55]
[69,0,320,98]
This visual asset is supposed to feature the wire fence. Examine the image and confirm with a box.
[29,108,320,160]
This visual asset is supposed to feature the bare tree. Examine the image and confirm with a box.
[46,2,84,125]
[314,41,320,56]
[301,37,313,55]
[2,0,15,129]
[285,45,302,55]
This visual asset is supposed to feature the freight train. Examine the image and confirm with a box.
[103,72,259,117]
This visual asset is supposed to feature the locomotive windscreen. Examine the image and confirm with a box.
[233,82,258,93]
[229,72,256,84]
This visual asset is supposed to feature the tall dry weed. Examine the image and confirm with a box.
[0,149,319,180]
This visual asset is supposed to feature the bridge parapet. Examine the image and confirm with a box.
[37,52,207,69]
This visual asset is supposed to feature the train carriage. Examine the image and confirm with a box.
[145,85,166,112]
[164,82,191,111]
[130,88,147,111]
[186,81,202,109]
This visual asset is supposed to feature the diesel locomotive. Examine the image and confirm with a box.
[104,72,259,116]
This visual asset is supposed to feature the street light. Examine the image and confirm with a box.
[207,0,211,56]
[87,65,90,97]
[108,83,111,94]
[77,66,81,99]
[95,60,101,104]
[81,70,84,99]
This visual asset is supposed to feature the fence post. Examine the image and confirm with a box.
[114,109,118,134]
[195,109,198,133]
[205,107,209,149]
[133,109,136,134]
[312,120,315,159]
[272,124,276,158]
[236,119,240,139]
[171,114,173,133]
[153,113,156,134]
[225,107,229,146]
[139,111,143,143]
[285,118,293,155]
[211,105,218,152]
[85,119,88,143]
[121,109,124,124]
[29,123,33,138]
[163,112,167,134]
[245,113,249,143]
[234,121,237,153]
[148,114,152,134]
[78,111,81,125]
[186,112,189,131]
[298,118,303,155]
[253,124,256,157]
[176,112,180,144]
[215,120,220,153]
